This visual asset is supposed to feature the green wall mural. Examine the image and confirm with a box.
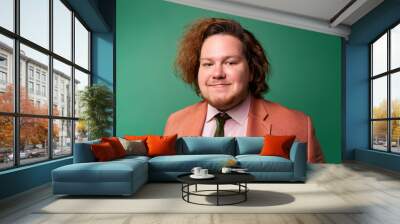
[116,0,342,163]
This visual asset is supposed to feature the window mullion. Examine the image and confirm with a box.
[370,45,373,149]
[49,0,53,159]
[71,10,76,155]
[13,0,20,167]
[388,30,391,152]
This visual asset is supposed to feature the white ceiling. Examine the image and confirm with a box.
[226,0,353,22]
[166,0,384,38]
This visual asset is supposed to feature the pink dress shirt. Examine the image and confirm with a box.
[201,94,251,137]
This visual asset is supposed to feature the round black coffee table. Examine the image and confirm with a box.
[177,173,255,206]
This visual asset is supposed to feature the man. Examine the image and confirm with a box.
[164,18,324,163]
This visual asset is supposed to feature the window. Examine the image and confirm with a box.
[0,35,13,113]
[0,55,6,67]
[0,0,13,32]
[0,54,7,86]
[35,70,40,81]
[35,83,40,95]
[75,17,89,70]
[0,71,6,84]
[28,81,34,94]
[20,0,49,49]
[0,0,91,170]
[42,85,46,97]
[371,23,400,154]
[28,67,34,80]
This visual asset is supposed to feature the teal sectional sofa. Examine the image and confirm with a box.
[52,137,307,196]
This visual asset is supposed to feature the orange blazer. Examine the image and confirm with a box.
[164,96,324,163]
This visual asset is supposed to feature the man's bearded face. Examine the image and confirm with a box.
[198,34,252,111]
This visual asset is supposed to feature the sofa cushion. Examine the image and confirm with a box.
[147,135,177,157]
[119,138,147,156]
[148,154,235,172]
[259,135,296,159]
[101,137,127,158]
[176,137,236,155]
[53,158,148,183]
[91,142,118,161]
[73,139,100,163]
[235,155,293,172]
[235,137,264,155]
[116,155,150,163]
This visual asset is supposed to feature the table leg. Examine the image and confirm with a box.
[181,184,183,199]
[217,184,219,206]
[245,183,247,201]
[188,184,191,202]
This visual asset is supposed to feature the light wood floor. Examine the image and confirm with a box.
[1,162,400,224]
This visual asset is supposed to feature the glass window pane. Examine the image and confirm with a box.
[20,0,49,49]
[53,119,72,158]
[391,120,400,153]
[391,72,400,118]
[372,77,387,119]
[20,117,49,165]
[20,44,49,115]
[75,120,88,143]
[0,34,14,112]
[372,121,388,151]
[53,59,72,117]
[372,33,387,76]
[0,116,14,170]
[75,17,89,70]
[391,24,400,70]
[74,69,89,118]
[53,0,72,60]
[0,0,14,31]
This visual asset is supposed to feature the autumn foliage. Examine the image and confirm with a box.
[372,99,400,142]
[0,84,59,150]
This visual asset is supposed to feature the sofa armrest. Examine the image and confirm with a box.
[73,140,100,163]
[289,141,307,181]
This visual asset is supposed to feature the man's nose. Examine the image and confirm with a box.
[212,64,226,79]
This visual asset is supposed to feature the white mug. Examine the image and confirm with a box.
[221,167,232,174]
[191,167,202,176]
[200,169,208,176]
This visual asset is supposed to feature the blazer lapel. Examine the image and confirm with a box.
[184,100,207,136]
[246,96,271,136]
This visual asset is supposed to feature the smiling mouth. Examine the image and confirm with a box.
[208,83,230,87]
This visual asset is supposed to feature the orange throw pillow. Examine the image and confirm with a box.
[146,135,177,157]
[91,142,117,161]
[101,137,127,158]
[259,135,296,159]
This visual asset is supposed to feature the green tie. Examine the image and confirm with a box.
[214,113,231,137]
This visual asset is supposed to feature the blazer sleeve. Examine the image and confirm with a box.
[163,115,175,136]
[307,116,325,163]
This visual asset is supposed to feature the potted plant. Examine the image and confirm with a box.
[79,84,113,140]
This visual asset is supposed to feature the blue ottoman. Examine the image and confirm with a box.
[52,157,148,196]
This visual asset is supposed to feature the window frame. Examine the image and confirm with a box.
[370,20,400,154]
[0,0,92,171]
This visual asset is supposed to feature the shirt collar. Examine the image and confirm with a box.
[205,94,251,125]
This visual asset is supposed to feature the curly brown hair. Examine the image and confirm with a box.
[175,18,269,98]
